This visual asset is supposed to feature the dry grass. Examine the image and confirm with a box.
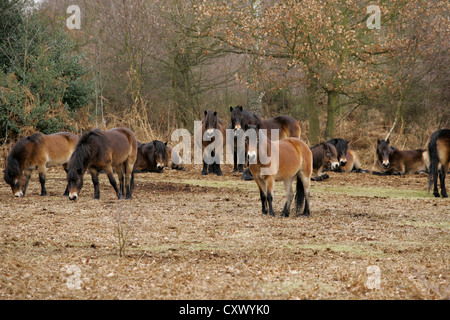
[0,162,448,300]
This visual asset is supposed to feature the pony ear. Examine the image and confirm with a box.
[347,140,351,144]
[386,139,390,144]
[204,110,207,116]
[238,106,243,111]
[230,106,233,112]
[213,111,217,116]
[164,141,168,146]
[377,139,381,144]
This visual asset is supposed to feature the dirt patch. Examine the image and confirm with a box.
[0,165,449,300]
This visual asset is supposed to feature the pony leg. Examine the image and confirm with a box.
[116,165,125,197]
[266,178,275,217]
[22,169,32,196]
[89,168,100,199]
[281,178,294,217]
[259,189,268,215]
[215,163,223,176]
[63,164,69,196]
[38,167,47,196]
[439,166,448,198]
[254,176,268,215]
[233,149,238,173]
[296,172,311,217]
[201,159,208,175]
[124,162,134,200]
[106,170,123,200]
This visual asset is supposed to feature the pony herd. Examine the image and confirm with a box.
[3,106,450,218]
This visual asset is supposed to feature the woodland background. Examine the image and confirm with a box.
[1,0,449,160]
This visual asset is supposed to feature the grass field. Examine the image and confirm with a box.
[0,165,448,299]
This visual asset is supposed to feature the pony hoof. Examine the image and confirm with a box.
[216,171,223,176]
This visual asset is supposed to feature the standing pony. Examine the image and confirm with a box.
[373,139,428,175]
[310,142,339,181]
[229,106,301,180]
[3,132,78,197]
[246,124,312,217]
[428,129,450,198]
[67,128,137,200]
[196,110,226,176]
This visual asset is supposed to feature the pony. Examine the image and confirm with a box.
[3,132,78,197]
[428,129,450,198]
[373,139,428,176]
[134,141,184,173]
[229,106,301,180]
[327,138,367,173]
[196,110,226,176]
[67,128,137,200]
[246,124,313,217]
[310,142,339,181]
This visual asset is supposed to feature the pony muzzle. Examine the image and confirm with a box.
[382,160,390,168]
[248,150,257,163]
[14,191,24,197]
[331,162,340,170]
[339,159,347,166]
[68,192,78,201]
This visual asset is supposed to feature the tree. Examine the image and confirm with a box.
[0,0,94,142]
[196,0,448,142]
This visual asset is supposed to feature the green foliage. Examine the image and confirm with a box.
[0,1,94,143]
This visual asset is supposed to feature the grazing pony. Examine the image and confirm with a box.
[310,142,339,181]
[229,106,301,180]
[3,132,78,197]
[246,124,313,217]
[373,139,428,176]
[196,110,226,176]
[327,138,367,173]
[67,128,137,200]
[428,129,450,198]
[134,141,184,173]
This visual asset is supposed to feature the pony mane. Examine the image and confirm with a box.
[4,155,20,185]
[68,129,101,176]
[3,134,38,185]
[27,132,44,144]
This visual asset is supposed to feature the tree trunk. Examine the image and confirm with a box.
[324,90,338,140]
[306,81,320,145]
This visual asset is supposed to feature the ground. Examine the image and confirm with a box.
[0,165,448,300]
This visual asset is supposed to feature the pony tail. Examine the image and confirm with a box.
[295,175,305,215]
[428,132,439,192]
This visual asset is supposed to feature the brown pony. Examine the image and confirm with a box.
[196,110,226,176]
[67,128,137,200]
[373,139,428,176]
[229,106,301,180]
[327,138,367,173]
[310,142,339,181]
[134,141,184,173]
[4,132,78,197]
[428,129,450,198]
[246,124,313,217]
